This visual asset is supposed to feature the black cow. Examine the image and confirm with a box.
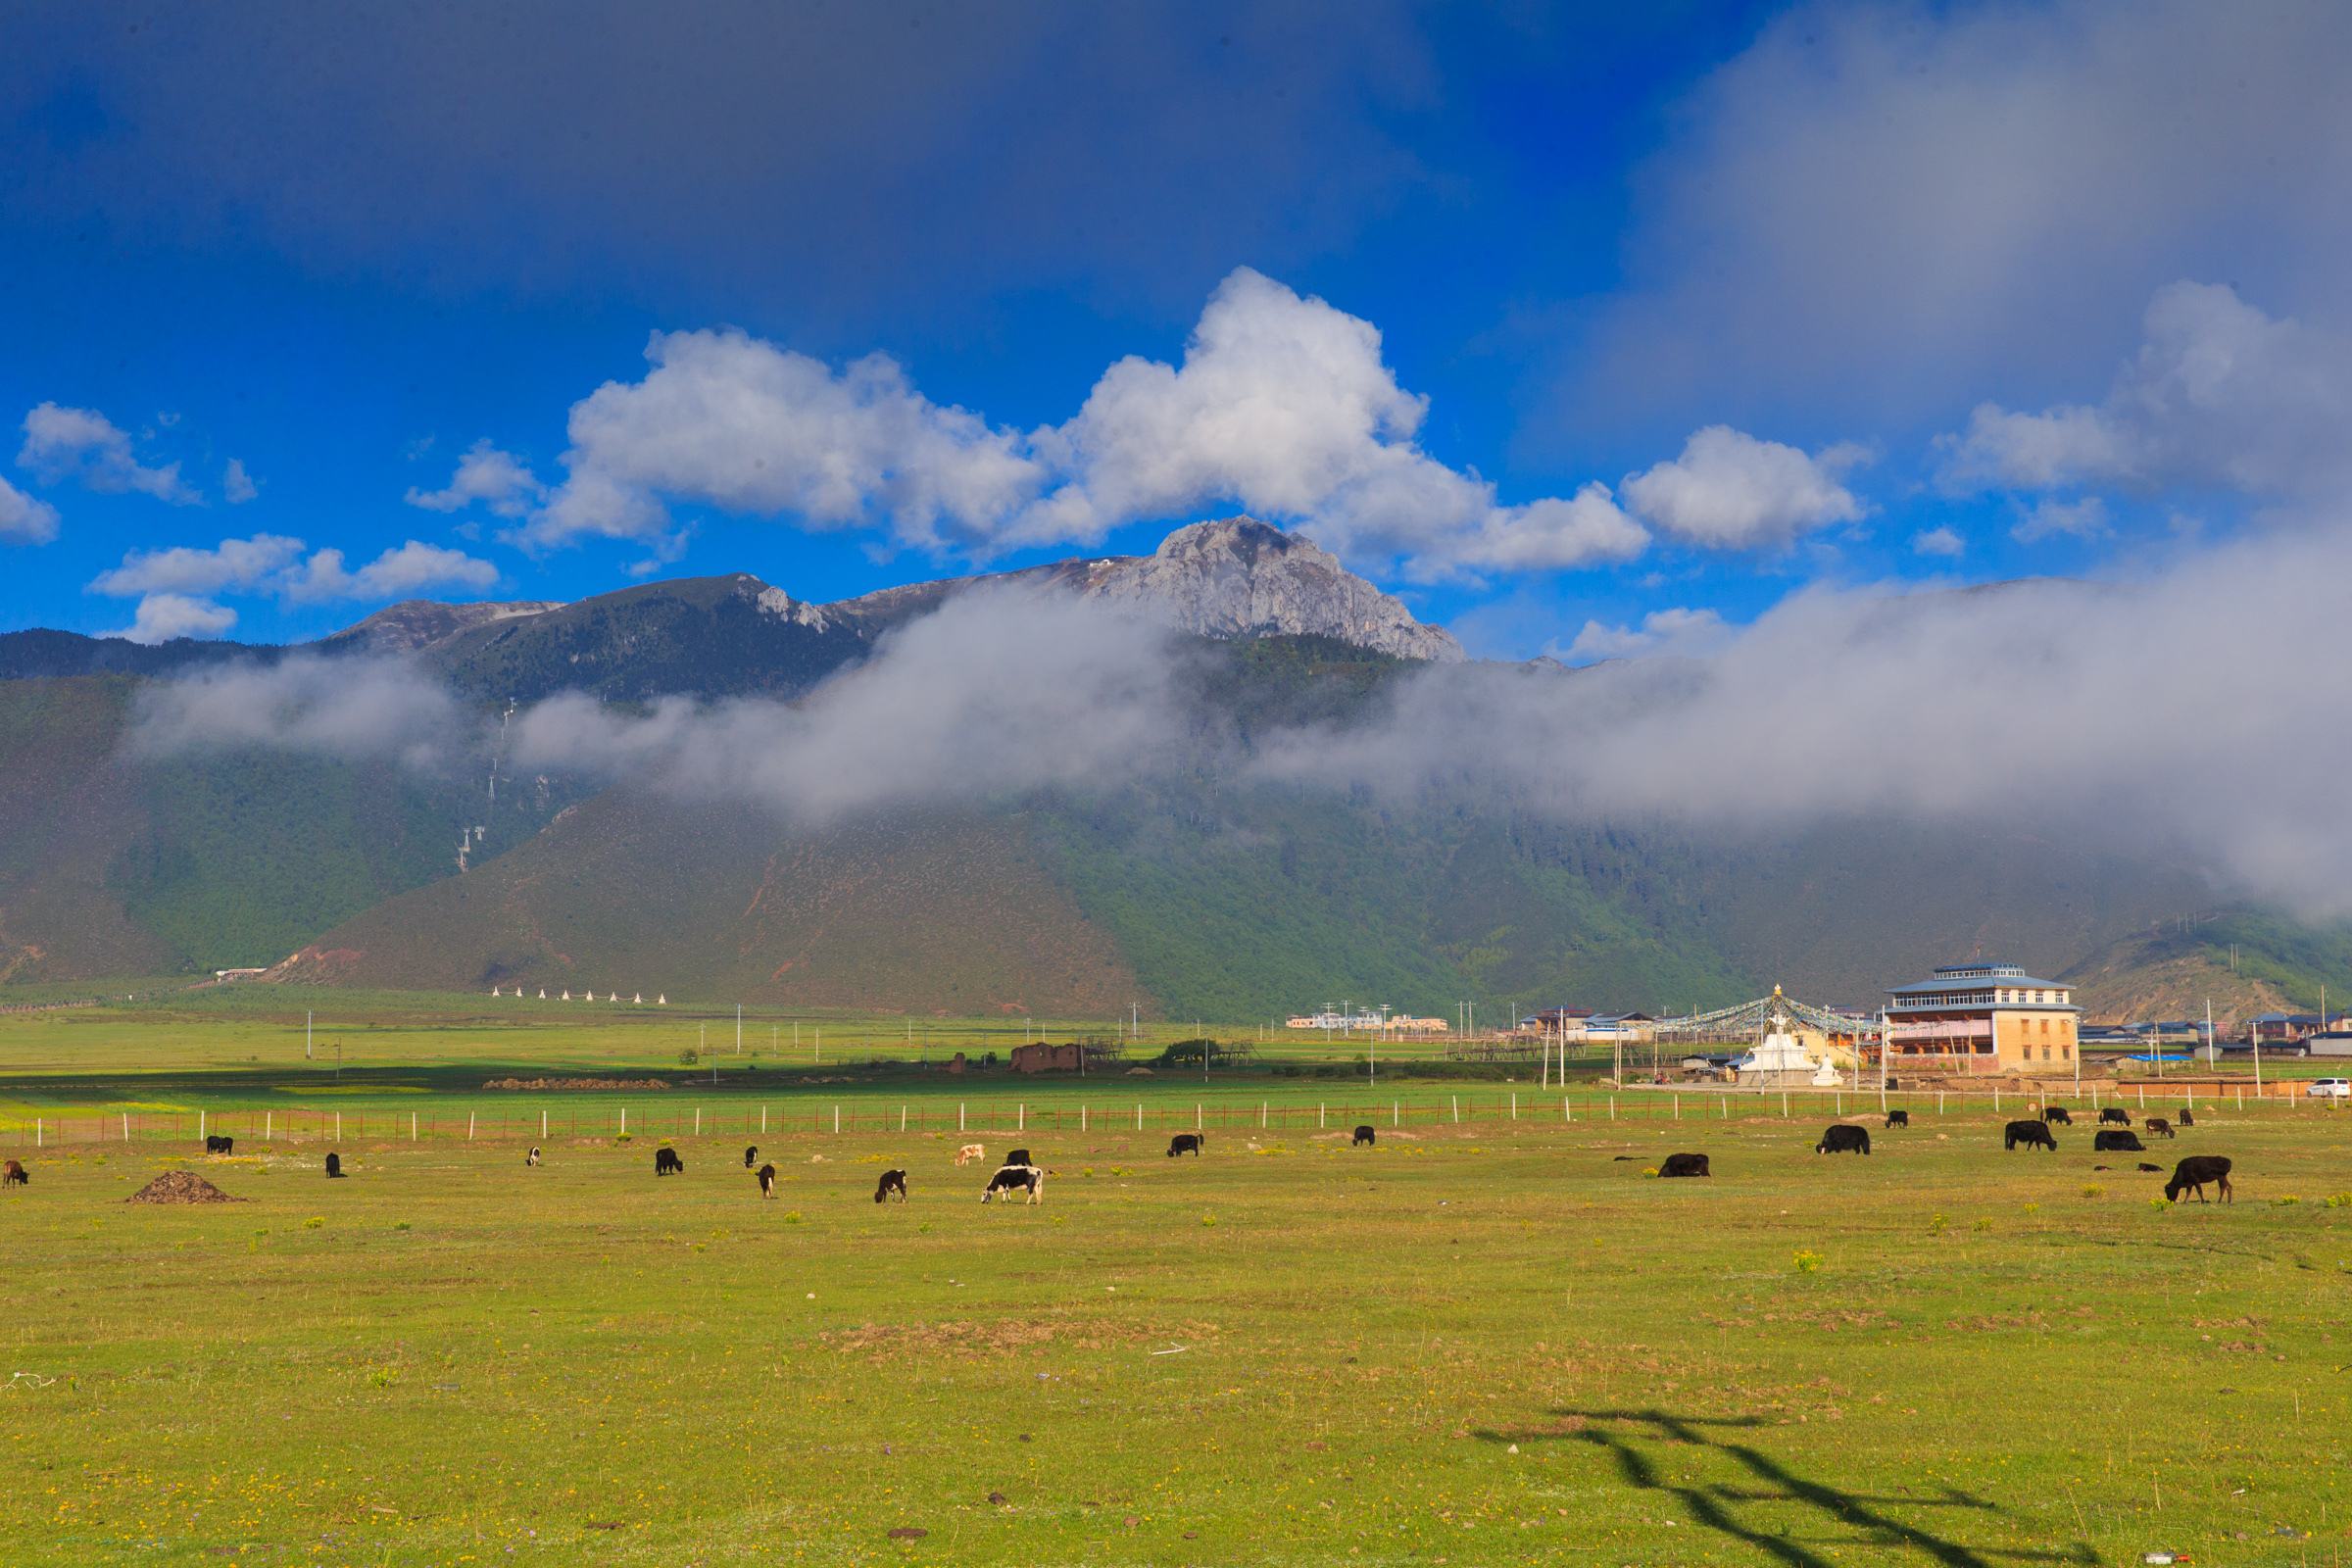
[324,1152,344,1178]
[1815,1125,1870,1155]
[757,1162,777,1199]
[1352,1125,1376,1147]
[2094,1129,2145,1152]
[2165,1155,2233,1204]
[1658,1152,1711,1178]
[1004,1149,1032,1168]
[2004,1119,2058,1151]
[2099,1107,2131,1126]
[2136,1161,2163,1172]
[204,1134,234,1154]
[2177,1108,2195,1127]
[1167,1133,1204,1158]
[982,1164,1044,1204]
[874,1168,908,1203]
[2041,1106,2072,1126]
[655,1147,685,1176]
[525,1146,541,1167]
[3,1158,24,1188]
[743,1145,760,1169]
[2144,1117,2175,1139]
[1885,1109,1910,1128]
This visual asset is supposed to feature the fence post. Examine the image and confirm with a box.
[1564,1096,1571,1122]
[902,1104,908,1133]
[1938,1091,1945,1115]
[1451,1095,1459,1124]
[1510,1093,1517,1121]
[336,1110,343,1143]
[34,1119,40,1148]
[1393,1101,1399,1127]
[1779,1093,1787,1118]
[1137,1102,1143,1130]
[959,1103,966,1133]
[1609,1097,1616,1121]
[1197,1103,1203,1131]
[1261,1102,1268,1129]
[1019,1103,1026,1132]
[834,1105,841,1135]
[2137,1085,2145,1108]
[1673,1095,1680,1121]
[410,1112,416,1142]
[761,1105,768,1136]
[1319,1103,1325,1129]
[468,1112,475,1141]
[268,1111,274,1142]
[620,1106,627,1138]
[1993,1087,2000,1112]
[1081,1104,1088,1133]
[542,1109,548,1141]
[122,1111,129,1143]
[199,1109,206,1143]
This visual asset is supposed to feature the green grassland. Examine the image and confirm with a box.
[6,1100,2351,1566]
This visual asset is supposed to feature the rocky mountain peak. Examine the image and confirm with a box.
[323,598,565,655]
[1076,517,1464,662]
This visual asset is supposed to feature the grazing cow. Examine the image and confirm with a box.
[325,1152,344,1179]
[1004,1149,1032,1168]
[1167,1133,1204,1158]
[1885,1109,1910,1128]
[2099,1107,2130,1126]
[874,1169,908,1203]
[2144,1117,2175,1139]
[954,1144,986,1167]
[981,1164,1044,1204]
[743,1145,760,1169]
[2041,1106,2072,1126]
[2177,1108,2195,1127]
[757,1162,777,1199]
[1352,1124,1377,1147]
[2164,1155,2233,1204]
[525,1146,541,1167]
[655,1147,685,1176]
[1658,1152,1711,1178]
[204,1134,234,1154]
[1815,1125,1870,1155]
[2136,1162,2163,1172]
[3,1158,24,1188]
[2004,1119,2058,1152]
[2094,1129,2145,1152]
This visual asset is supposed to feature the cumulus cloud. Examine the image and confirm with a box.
[127,656,465,765]
[1558,607,1726,664]
[90,531,500,639]
[1910,526,1964,558]
[406,440,546,517]
[222,459,259,504]
[283,541,501,602]
[91,534,309,598]
[506,270,1682,581]
[0,474,61,544]
[17,402,198,503]
[1584,1,2352,419]
[1619,426,1867,549]
[1938,281,2352,502]
[118,594,238,645]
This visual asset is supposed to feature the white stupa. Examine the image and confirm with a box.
[1734,987,1842,1088]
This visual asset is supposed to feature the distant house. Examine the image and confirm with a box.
[2247,1012,2342,1045]
[1009,1041,1084,1074]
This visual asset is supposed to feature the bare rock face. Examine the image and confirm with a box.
[1069,518,1464,662]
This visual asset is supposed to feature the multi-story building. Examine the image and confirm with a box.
[1884,960,2080,1072]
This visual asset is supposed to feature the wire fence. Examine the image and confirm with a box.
[4,1077,2329,1150]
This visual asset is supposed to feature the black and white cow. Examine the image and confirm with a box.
[981,1164,1044,1204]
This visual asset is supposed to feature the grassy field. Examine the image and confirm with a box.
[5,1089,2352,1565]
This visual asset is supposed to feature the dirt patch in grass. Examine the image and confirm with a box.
[822,1317,1219,1357]
[126,1170,241,1203]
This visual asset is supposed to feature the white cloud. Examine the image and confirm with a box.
[1938,281,2352,501]
[405,440,545,517]
[511,269,1659,580]
[1619,426,1867,549]
[127,656,463,765]
[284,541,501,602]
[2010,497,2109,545]
[525,331,1042,556]
[18,402,198,503]
[118,594,238,645]
[222,459,259,504]
[0,474,60,544]
[90,534,308,598]
[1910,526,1964,559]
[1559,607,1727,664]
[1588,1,2352,417]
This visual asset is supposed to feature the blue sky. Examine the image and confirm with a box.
[3,0,2345,658]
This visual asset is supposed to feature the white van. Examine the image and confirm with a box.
[2306,1077,2351,1099]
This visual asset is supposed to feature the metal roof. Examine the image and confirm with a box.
[1889,974,2069,996]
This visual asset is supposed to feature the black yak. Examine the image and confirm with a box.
[2041,1106,2072,1126]
[655,1147,684,1176]
[1659,1152,1711,1178]
[1166,1133,1203,1157]
[1352,1125,1376,1147]
[3,1158,24,1187]
[204,1134,235,1154]
[2165,1155,2233,1203]
[2144,1117,2175,1138]
[1815,1125,1870,1155]
[757,1162,777,1199]
[2004,1120,2058,1151]
[1885,1109,1910,1128]
[2099,1107,2131,1126]
[743,1145,760,1169]
[2094,1129,2145,1152]
[324,1152,344,1178]
[874,1169,908,1203]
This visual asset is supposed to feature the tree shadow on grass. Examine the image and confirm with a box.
[1475,1408,2095,1567]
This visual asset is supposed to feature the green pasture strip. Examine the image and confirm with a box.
[2,1114,2347,1565]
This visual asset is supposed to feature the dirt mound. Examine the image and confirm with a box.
[482,1076,670,1091]
[125,1170,242,1204]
